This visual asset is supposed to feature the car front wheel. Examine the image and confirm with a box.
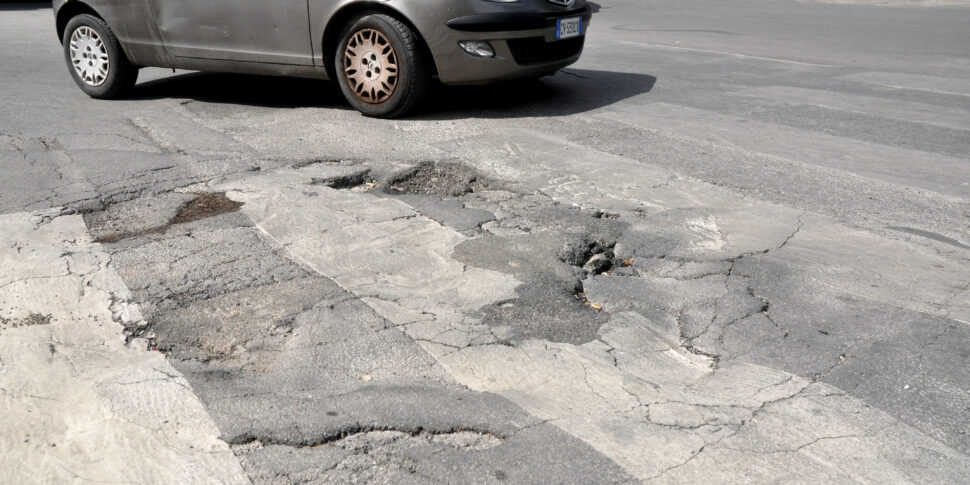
[62,14,138,99]
[335,14,430,118]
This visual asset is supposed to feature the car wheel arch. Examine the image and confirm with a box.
[56,1,102,43]
[322,2,437,80]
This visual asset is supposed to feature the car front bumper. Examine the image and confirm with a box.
[433,5,592,85]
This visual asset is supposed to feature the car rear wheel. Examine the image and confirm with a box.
[62,14,138,99]
[335,14,430,118]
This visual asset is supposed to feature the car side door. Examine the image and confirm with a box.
[147,0,314,65]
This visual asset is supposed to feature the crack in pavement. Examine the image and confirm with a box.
[189,162,970,482]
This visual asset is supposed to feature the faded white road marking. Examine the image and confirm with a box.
[596,103,970,198]
[841,71,970,97]
[618,40,840,67]
[0,210,248,485]
[739,85,970,131]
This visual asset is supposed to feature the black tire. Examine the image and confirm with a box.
[335,14,430,118]
[62,14,138,99]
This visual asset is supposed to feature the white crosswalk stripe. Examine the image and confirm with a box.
[840,71,970,97]
[595,103,970,198]
[737,85,970,131]
[0,211,248,485]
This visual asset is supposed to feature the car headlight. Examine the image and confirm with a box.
[458,41,496,58]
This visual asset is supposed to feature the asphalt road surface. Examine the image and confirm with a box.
[1,0,969,483]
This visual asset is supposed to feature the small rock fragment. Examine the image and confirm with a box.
[584,253,614,275]
[559,238,594,266]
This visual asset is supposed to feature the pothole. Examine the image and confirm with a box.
[233,428,504,452]
[449,189,627,344]
[90,192,243,243]
[384,162,488,197]
[168,192,243,226]
[291,158,341,169]
[311,169,374,190]
[593,210,620,220]
[456,230,619,344]
[232,428,506,483]
[558,236,618,276]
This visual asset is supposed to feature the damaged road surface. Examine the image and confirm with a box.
[199,162,967,483]
[94,180,628,483]
[3,0,970,483]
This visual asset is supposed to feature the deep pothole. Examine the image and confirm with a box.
[311,160,632,345]
[311,162,488,197]
[384,161,488,197]
[455,225,626,344]
[558,235,619,276]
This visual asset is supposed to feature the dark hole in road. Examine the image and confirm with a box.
[385,162,488,197]
[95,192,242,243]
[310,169,373,189]
[229,425,504,449]
[559,235,617,276]
[169,192,243,226]
[291,158,341,169]
[593,210,620,220]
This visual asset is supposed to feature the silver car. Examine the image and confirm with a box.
[54,0,592,118]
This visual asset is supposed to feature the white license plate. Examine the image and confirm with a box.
[556,17,583,40]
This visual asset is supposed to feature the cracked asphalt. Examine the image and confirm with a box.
[2,0,969,483]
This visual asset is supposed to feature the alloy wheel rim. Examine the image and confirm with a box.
[343,29,399,104]
[69,26,110,87]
